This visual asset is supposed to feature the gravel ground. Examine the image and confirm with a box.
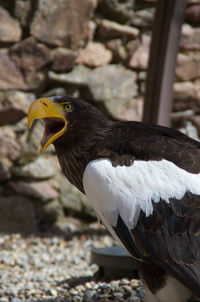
[0,223,144,302]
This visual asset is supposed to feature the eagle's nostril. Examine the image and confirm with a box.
[43,102,48,108]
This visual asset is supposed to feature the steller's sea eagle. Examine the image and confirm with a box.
[28,95,200,302]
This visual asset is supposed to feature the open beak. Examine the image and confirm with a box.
[28,97,67,153]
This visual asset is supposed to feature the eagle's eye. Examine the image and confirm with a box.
[63,103,72,112]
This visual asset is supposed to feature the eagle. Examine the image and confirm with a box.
[28,95,200,302]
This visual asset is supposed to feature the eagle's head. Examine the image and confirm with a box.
[28,95,107,153]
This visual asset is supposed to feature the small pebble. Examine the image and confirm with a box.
[123,285,132,292]
[49,289,57,296]
[112,292,123,299]
[130,280,140,289]
[10,299,23,302]
[72,295,82,302]
[121,279,130,285]
[71,290,79,296]
[127,297,141,302]
[83,289,95,299]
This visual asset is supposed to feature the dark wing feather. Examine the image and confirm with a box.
[113,193,200,296]
[111,121,200,173]
[113,215,142,259]
[136,195,200,295]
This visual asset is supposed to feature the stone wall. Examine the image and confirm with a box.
[0,0,200,233]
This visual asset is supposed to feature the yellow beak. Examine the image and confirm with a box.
[28,97,67,153]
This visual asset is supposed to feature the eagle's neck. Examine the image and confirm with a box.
[55,143,86,192]
[54,120,113,193]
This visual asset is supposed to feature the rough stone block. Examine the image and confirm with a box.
[97,19,139,40]
[0,49,27,90]
[76,42,112,67]
[31,0,97,49]
[0,7,22,42]
[0,91,35,125]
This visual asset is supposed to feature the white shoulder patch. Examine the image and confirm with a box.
[83,159,200,229]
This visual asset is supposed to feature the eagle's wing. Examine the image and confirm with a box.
[83,128,200,296]
[118,121,200,174]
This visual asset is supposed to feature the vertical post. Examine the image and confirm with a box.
[143,0,187,127]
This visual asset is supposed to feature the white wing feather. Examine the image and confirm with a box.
[83,159,200,229]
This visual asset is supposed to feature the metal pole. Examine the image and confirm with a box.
[143,0,187,127]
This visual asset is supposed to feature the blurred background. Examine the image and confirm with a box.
[0,0,200,235]
[0,1,200,301]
